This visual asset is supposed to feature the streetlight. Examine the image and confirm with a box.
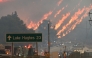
[88,12,92,25]
[48,20,50,55]
[47,19,55,58]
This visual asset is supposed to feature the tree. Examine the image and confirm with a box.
[0,11,35,43]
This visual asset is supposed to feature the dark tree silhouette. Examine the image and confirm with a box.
[0,11,35,43]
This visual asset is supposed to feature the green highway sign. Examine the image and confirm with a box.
[6,33,42,42]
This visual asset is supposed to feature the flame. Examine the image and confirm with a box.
[55,12,70,30]
[6,52,8,54]
[39,11,53,23]
[76,0,82,7]
[57,7,85,35]
[54,7,65,18]
[63,33,65,37]
[27,0,63,30]
[27,44,32,48]
[0,0,7,2]
[0,0,3,2]
[26,0,91,39]
[72,0,82,11]
[57,0,63,6]
[27,21,38,30]
[58,36,62,38]
[0,0,11,3]
[27,11,53,30]
[69,5,92,32]
[58,4,92,38]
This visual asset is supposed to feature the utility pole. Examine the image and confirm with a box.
[48,20,50,58]
[65,46,66,52]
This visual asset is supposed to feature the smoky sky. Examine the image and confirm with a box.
[1,0,92,45]
[0,0,91,25]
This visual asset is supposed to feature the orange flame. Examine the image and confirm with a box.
[63,33,65,37]
[58,36,62,38]
[0,0,3,2]
[71,5,92,30]
[27,0,63,30]
[54,7,64,18]
[76,0,82,7]
[72,0,82,11]
[27,11,53,30]
[55,12,70,30]
[58,4,92,38]
[0,0,7,2]
[57,7,85,35]
[39,11,53,24]
[27,21,38,30]
[0,0,11,3]
[57,0,63,6]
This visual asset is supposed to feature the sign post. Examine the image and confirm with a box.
[12,42,13,58]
